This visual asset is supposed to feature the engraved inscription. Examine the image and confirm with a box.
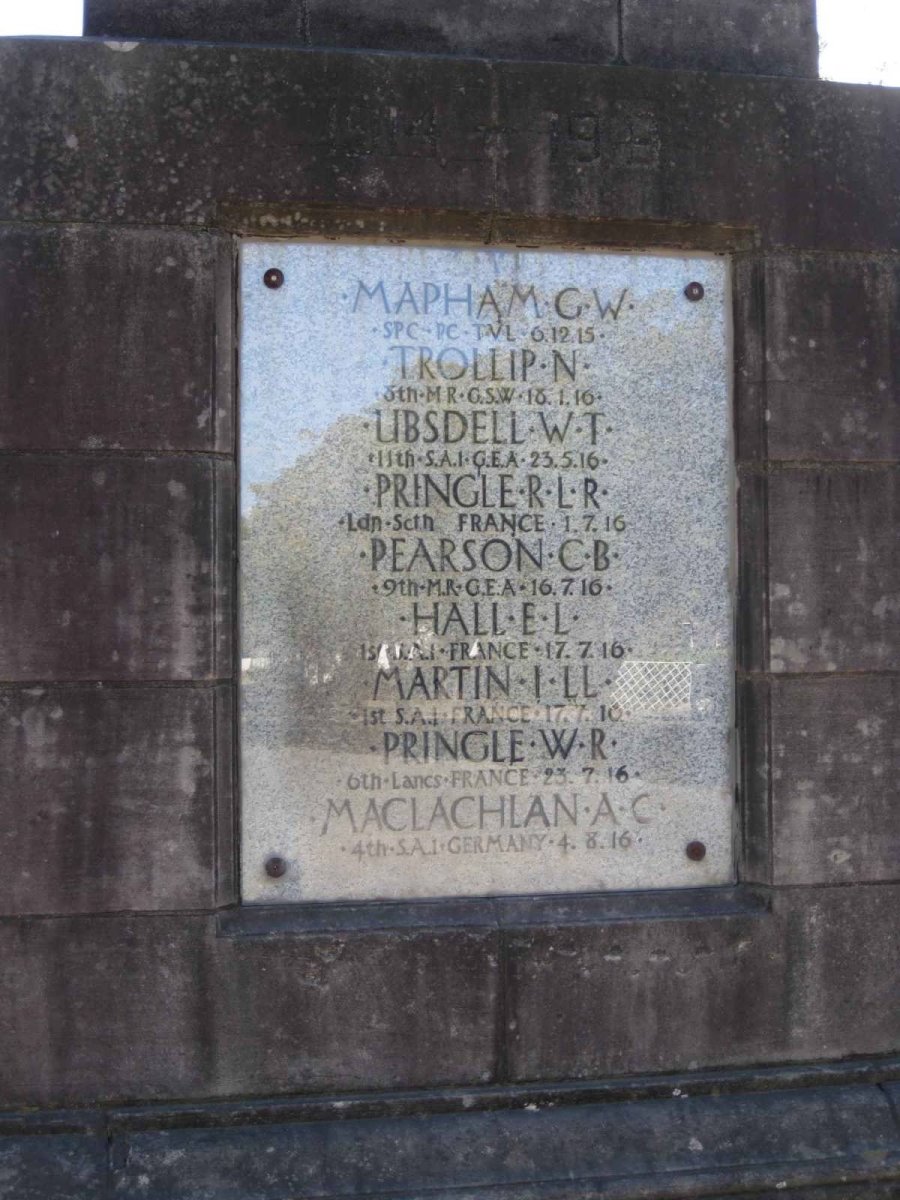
[239,242,733,902]
[548,104,660,169]
[285,96,462,159]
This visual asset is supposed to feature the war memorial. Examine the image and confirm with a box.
[0,0,897,1195]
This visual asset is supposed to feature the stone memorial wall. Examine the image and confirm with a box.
[0,0,898,1196]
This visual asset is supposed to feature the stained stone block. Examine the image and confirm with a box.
[0,685,225,915]
[767,467,899,673]
[87,0,620,63]
[493,60,900,253]
[736,676,771,884]
[0,40,492,228]
[736,468,769,673]
[213,684,238,907]
[504,884,900,1081]
[0,455,232,682]
[305,0,619,63]
[778,884,900,1059]
[212,927,500,1096]
[0,226,232,453]
[0,890,898,1108]
[505,902,779,1080]
[762,255,900,463]
[84,0,299,41]
[0,914,214,1108]
[732,255,767,464]
[770,676,899,885]
[85,0,817,76]
[1,41,900,252]
[622,0,818,78]
[0,914,499,1108]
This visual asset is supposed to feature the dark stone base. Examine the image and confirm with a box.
[4,1058,900,1199]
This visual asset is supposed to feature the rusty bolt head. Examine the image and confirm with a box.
[265,855,288,878]
[685,840,707,862]
[263,267,284,290]
[684,281,704,302]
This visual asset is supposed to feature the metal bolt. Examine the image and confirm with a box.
[684,282,704,302]
[263,267,284,290]
[685,841,707,862]
[265,855,288,878]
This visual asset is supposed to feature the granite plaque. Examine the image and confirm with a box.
[239,241,734,903]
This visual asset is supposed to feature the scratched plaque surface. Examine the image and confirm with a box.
[239,242,734,903]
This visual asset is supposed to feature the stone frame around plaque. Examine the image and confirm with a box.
[221,203,768,933]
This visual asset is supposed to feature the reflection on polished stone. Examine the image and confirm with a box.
[239,241,733,903]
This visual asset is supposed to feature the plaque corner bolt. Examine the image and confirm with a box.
[263,267,284,290]
[265,855,288,878]
[685,841,707,862]
[684,282,704,302]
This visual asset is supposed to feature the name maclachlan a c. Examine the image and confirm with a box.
[321,792,582,835]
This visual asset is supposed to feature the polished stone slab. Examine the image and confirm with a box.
[239,241,733,902]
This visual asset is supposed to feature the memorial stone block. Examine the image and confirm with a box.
[2,6,900,1193]
[239,242,734,902]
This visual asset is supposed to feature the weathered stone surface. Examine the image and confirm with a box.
[495,887,765,930]
[734,254,900,466]
[84,0,620,60]
[0,225,232,453]
[3,1075,900,1200]
[736,1188,900,1200]
[885,1084,900,1121]
[213,457,236,681]
[85,0,299,42]
[1,888,898,1108]
[214,684,237,908]
[0,1131,105,1200]
[0,41,492,229]
[0,685,226,916]
[1,42,900,250]
[106,1085,899,1200]
[736,677,771,884]
[695,1186,900,1200]
[732,254,767,464]
[622,0,818,78]
[504,884,900,1080]
[0,25,896,1197]
[770,676,899,885]
[493,61,900,253]
[305,0,619,63]
[507,900,778,1080]
[777,885,900,1060]
[762,255,900,463]
[767,467,898,673]
[736,468,768,673]
[0,914,499,1107]
[0,455,233,682]
[212,926,500,1097]
[85,0,817,77]
[0,915,216,1107]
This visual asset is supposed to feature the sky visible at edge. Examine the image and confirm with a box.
[0,0,899,85]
